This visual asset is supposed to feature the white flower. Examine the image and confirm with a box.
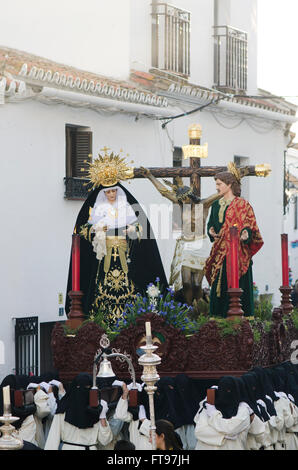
[146,285,160,298]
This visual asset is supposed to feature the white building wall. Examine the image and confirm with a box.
[284,150,298,284]
[0,0,131,79]
[0,98,174,377]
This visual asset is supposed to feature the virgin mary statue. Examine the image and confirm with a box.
[65,183,168,328]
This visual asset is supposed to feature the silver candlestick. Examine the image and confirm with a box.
[0,415,23,450]
[138,321,161,450]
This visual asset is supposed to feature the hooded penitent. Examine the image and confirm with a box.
[0,375,36,430]
[56,373,102,429]
[251,366,278,417]
[238,373,263,421]
[140,377,179,428]
[279,362,298,404]
[173,374,200,428]
[214,376,243,419]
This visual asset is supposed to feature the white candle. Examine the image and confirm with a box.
[145,321,151,338]
[3,385,11,415]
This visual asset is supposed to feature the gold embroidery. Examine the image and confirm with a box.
[108,207,119,219]
[92,274,136,325]
[216,265,223,297]
[218,198,233,223]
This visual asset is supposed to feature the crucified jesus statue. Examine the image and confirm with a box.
[140,167,221,306]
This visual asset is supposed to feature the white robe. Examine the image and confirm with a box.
[44,413,113,450]
[175,424,197,450]
[284,400,298,450]
[194,402,251,450]
[97,411,125,450]
[43,392,62,443]
[245,414,266,450]
[33,389,52,449]
[16,414,38,446]
[114,397,152,450]
[16,389,51,448]
[273,395,295,449]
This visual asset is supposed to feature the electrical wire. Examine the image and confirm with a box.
[158,96,224,127]
[158,90,298,128]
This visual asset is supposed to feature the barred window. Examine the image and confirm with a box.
[213,25,248,93]
[65,124,92,200]
[15,317,38,375]
[152,2,190,76]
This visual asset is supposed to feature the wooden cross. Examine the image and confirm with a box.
[131,124,265,193]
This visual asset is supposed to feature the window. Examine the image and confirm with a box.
[15,317,38,375]
[234,156,249,200]
[151,2,190,76]
[173,146,183,167]
[65,124,92,199]
[213,25,248,93]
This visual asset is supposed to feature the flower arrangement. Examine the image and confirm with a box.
[113,279,198,336]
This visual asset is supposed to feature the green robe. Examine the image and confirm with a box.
[206,200,254,318]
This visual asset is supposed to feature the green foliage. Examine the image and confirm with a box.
[196,313,210,330]
[263,320,273,333]
[254,298,273,321]
[88,310,118,342]
[62,324,78,336]
[214,317,243,337]
[190,298,209,319]
[291,308,298,330]
[253,328,261,343]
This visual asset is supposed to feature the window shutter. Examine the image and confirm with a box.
[72,130,92,178]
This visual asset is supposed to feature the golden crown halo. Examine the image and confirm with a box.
[81,147,134,189]
[227,162,241,183]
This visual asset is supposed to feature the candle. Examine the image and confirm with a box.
[281,234,289,286]
[145,322,152,339]
[229,226,239,288]
[72,233,80,291]
[3,385,11,415]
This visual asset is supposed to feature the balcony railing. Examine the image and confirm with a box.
[152,2,190,76]
[213,25,248,93]
[64,177,91,200]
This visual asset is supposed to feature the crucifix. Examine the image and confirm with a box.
[132,124,270,307]
[66,129,270,329]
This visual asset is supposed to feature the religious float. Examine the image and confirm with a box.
[51,125,298,385]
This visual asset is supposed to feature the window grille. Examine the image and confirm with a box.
[15,317,38,376]
[152,3,190,76]
[213,25,248,93]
